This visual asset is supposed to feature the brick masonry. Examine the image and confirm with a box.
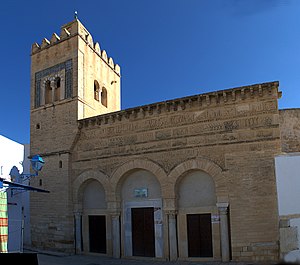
[280,109,300,153]
[29,18,286,263]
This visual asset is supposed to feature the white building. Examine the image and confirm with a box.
[275,152,300,263]
[0,135,30,252]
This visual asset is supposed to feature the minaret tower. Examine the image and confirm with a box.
[29,17,121,252]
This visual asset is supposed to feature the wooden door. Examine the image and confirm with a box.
[88,215,106,253]
[131,207,155,257]
[187,213,213,257]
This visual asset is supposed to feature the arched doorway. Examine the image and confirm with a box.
[81,179,108,254]
[176,170,221,260]
[119,169,163,258]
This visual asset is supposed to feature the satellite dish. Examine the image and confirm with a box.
[9,166,20,178]
[9,166,21,183]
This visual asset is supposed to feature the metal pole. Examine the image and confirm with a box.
[20,219,24,252]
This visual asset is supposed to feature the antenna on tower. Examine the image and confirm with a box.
[74,11,78,20]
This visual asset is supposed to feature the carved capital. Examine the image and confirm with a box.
[73,211,82,218]
[219,207,228,215]
[165,210,177,218]
[111,211,121,219]
[217,202,229,215]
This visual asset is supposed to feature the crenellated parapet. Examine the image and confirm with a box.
[78,81,281,129]
[31,18,120,75]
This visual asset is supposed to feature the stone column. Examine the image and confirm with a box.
[74,211,82,254]
[112,214,121,258]
[217,202,230,262]
[167,210,178,261]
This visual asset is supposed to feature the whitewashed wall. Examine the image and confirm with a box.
[275,153,300,263]
[0,135,24,182]
[0,135,29,252]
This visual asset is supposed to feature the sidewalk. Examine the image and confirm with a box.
[34,252,279,265]
[14,248,284,265]
[36,253,249,265]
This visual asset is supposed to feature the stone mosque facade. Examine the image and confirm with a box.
[29,18,300,262]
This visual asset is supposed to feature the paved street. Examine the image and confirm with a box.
[0,250,285,265]
[35,252,281,265]
[37,253,246,265]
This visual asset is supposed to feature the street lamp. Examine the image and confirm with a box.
[29,155,44,176]
[1,154,48,192]
[8,155,45,183]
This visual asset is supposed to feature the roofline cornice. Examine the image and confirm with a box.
[78,81,281,129]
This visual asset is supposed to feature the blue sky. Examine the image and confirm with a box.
[0,0,299,144]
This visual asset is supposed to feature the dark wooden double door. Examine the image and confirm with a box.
[187,213,213,257]
[131,207,155,257]
[88,215,106,253]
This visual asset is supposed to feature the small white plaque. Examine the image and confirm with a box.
[134,188,148,198]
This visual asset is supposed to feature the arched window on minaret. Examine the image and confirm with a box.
[54,77,61,101]
[45,80,52,104]
[94,80,100,101]
[101,87,107,107]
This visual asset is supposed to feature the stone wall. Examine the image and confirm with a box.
[280,109,300,153]
[29,18,120,252]
[72,81,281,262]
[29,18,286,262]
